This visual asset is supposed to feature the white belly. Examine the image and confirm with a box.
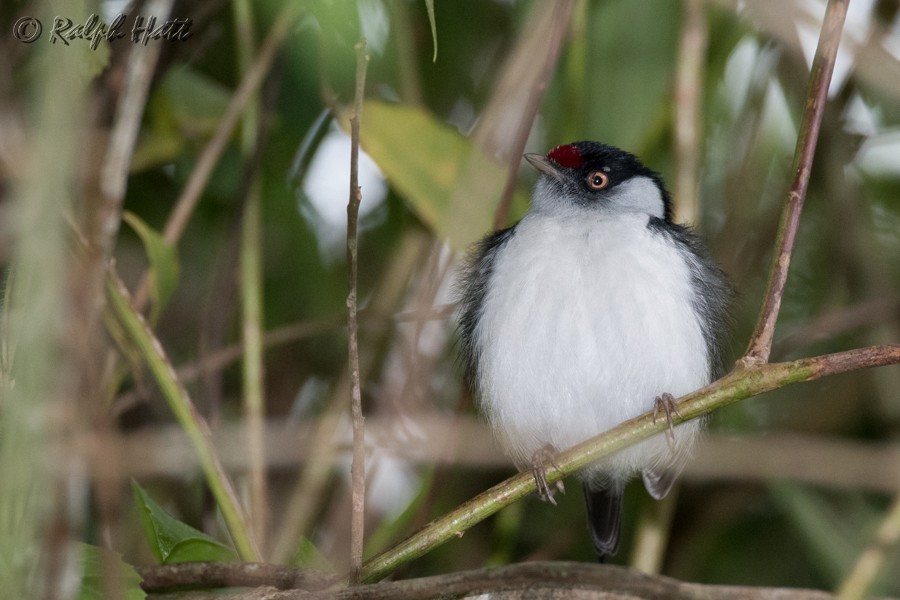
[475,212,708,479]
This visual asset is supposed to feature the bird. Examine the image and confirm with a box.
[457,141,731,560]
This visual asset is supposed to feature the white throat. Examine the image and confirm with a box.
[532,175,666,220]
[606,176,666,219]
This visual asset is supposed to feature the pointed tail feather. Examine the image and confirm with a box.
[642,466,680,500]
[583,482,623,561]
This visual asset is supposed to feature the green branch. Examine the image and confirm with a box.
[361,345,900,582]
[105,269,261,562]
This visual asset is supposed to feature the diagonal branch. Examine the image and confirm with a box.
[130,3,299,312]
[360,344,900,582]
[741,0,849,367]
[105,269,261,561]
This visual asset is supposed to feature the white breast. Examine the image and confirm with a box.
[475,211,708,479]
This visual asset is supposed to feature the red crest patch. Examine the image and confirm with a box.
[547,144,583,168]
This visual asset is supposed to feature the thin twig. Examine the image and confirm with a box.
[99,0,175,256]
[105,268,261,561]
[130,2,299,312]
[269,237,431,564]
[346,39,370,585]
[233,0,268,557]
[741,0,850,367]
[360,344,900,582]
[492,2,573,229]
[672,0,708,225]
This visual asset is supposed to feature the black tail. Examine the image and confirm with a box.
[583,482,623,562]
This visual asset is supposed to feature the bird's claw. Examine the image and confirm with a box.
[653,392,682,449]
[532,444,565,505]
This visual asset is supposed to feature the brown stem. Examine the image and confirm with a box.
[140,560,853,599]
[741,0,849,367]
[492,2,573,230]
[130,3,299,312]
[346,40,370,585]
[99,0,175,257]
[672,0,708,225]
[136,562,333,593]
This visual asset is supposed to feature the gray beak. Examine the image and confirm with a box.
[524,153,563,180]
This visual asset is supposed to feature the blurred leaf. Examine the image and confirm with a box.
[359,101,505,249]
[425,0,438,61]
[291,537,334,571]
[587,0,679,149]
[131,66,232,170]
[122,212,179,324]
[770,482,870,586]
[132,480,237,564]
[79,39,111,84]
[75,543,145,600]
[364,470,435,558]
[130,133,183,173]
[160,66,232,134]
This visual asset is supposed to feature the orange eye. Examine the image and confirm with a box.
[587,171,609,190]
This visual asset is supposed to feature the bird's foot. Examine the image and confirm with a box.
[531,444,566,505]
[653,392,683,449]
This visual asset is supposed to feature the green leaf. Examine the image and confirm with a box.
[131,66,233,171]
[425,0,438,62]
[122,212,180,324]
[769,482,869,586]
[132,480,237,564]
[160,66,232,136]
[587,0,680,149]
[291,536,334,572]
[359,101,514,250]
[75,543,145,600]
[129,132,183,173]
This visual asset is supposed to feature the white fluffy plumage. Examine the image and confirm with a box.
[472,177,708,483]
[458,142,731,559]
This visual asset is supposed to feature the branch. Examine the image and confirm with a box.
[492,1,573,229]
[136,562,332,593]
[233,0,268,556]
[130,2,299,312]
[360,345,900,582]
[741,0,849,366]
[99,0,175,256]
[672,0,708,225]
[105,268,261,561]
[346,39,370,585]
[139,561,843,599]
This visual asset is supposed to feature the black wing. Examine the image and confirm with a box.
[647,218,733,379]
[644,219,733,500]
[456,226,517,390]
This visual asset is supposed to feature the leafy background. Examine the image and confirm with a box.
[1,0,899,596]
